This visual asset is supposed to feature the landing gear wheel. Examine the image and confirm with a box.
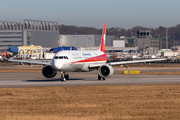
[98,74,101,80]
[61,74,66,82]
[60,72,69,82]
[65,74,69,80]
[98,75,106,80]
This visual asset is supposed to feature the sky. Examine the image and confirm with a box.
[0,0,180,29]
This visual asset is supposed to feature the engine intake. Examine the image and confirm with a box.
[98,64,114,78]
[42,65,57,78]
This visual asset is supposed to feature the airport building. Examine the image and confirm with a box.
[0,21,23,50]
[23,19,59,47]
[59,35,114,49]
[110,36,138,53]
[0,20,59,50]
[137,30,159,54]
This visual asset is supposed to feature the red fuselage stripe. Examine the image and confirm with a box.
[71,53,107,64]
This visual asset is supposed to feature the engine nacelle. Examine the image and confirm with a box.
[98,64,114,78]
[42,65,57,78]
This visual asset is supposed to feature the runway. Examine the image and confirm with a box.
[0,71,180,88]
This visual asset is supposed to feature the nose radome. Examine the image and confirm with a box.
[55,63,62,70]
[52,59,62,70]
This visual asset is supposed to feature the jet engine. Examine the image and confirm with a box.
[98,64,114,78]
[42,65,57,78]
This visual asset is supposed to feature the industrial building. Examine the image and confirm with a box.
[59,35,114,49]
[0,19,59,50]
[23,19,59,47]
[0,21,23,50]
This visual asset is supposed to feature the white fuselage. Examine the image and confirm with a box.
[52,50,107,72]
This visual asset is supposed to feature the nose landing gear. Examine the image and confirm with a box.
[60,72,69,82]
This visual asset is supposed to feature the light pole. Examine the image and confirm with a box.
[166,28,168,49]
[173,36,175,48]
[158,35,162,49]
[148,35,152,55]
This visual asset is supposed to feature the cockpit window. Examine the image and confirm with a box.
[54,56,68,59]
[64,56,69,59]
[59,56,63,59]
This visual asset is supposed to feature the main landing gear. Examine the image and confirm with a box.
[60,72,105,81]
[98,74,106,80]
[60,72,69,82]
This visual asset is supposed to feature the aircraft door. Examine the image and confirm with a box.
[68,52,73,62]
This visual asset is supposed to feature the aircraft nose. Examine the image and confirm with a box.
[52,59,62,70]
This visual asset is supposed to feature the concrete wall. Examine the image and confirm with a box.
[94,35,113,46]
[60,35,94,48]
[23,30,59,48]
[113,40,125,47]
[60,35,114,49]
[137,38,149,49]
[0,30,23,50]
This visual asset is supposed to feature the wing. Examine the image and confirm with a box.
[89,58,166,68]
[9,59,51,65]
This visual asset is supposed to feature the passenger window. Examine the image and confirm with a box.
[55,56,58,59]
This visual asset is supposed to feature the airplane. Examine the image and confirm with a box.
[9,23,166,81]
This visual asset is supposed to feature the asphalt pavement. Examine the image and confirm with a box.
[0,67,180,88]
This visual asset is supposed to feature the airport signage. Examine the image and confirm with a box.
[124,71,140,74]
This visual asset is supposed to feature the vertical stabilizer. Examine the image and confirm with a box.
[4,48,7,58]
[99,23,106,52]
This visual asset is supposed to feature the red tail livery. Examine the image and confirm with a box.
[99,23,106,52]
